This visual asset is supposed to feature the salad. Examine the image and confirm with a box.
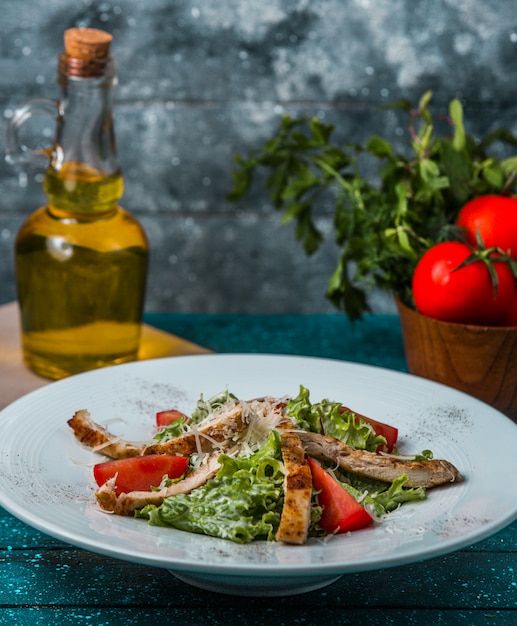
[68,386,462,545]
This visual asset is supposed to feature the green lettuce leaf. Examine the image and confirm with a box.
[137,431,285,543]
[190,389,239,424]
[341,473,427,518]
[287,385,386,451]
[286,385,321,431]
[153,416,188,441]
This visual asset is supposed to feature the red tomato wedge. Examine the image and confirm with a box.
[307,457,373,534]
[340,406,398,453]
[156,409,187,429]
[93,455,189,495]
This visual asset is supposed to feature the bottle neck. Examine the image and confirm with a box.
[44,57,123,218]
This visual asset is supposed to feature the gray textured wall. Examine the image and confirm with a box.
[1,0,517,314]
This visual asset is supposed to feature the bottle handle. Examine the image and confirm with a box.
[5,98,57,168]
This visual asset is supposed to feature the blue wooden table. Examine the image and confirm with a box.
[1,314,516,625]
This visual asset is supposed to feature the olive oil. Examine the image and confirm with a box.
[16,165,148,379]
[12,29,149,379]
[43,161,125,217]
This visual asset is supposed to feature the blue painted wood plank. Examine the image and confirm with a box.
[0,607,514,626]
[1,547,515,610]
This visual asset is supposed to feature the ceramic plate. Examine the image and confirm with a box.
[1,354,516,596]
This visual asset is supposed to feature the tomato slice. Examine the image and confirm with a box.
[340,406,398,453]
[156,409,187,429]
[307,457,373,534]
[93,455,189,495]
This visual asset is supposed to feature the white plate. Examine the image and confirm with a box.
[1,354,516,596]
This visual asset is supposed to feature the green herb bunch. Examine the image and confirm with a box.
[228,91,517,320]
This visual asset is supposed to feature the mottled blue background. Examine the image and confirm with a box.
[1,0,517,313]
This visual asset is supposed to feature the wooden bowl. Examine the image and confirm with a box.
[396,298,517,422]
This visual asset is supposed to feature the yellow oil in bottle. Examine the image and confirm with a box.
[15,162,148,379]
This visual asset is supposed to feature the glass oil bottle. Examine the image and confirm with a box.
[7,28,148,379]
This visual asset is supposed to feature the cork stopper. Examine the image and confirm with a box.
[59,28,114,79]
[64,28,113,61]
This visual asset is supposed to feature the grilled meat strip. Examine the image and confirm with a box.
[275,431,312,545]
[95,452,222,515]
[297,431,462,488]
[68,410,144,459]
[68,402,252,459]
[143,402,248,456]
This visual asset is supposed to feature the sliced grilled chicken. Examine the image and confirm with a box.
[68,402,251,459]
[297,431,462,488]
[275,430,313,545]
[68,410,144,459]
[95,452,222,515]
[68,398,289,460]
[143,402,248,456]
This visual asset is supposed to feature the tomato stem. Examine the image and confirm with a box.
[452,232,517,297]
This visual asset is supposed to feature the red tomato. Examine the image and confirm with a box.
[156,409,187,429]
[456,195,517,260]
[93,455,188,495]
[412,242,515,325]
[307,457,373,534]
[340,406,398,453]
